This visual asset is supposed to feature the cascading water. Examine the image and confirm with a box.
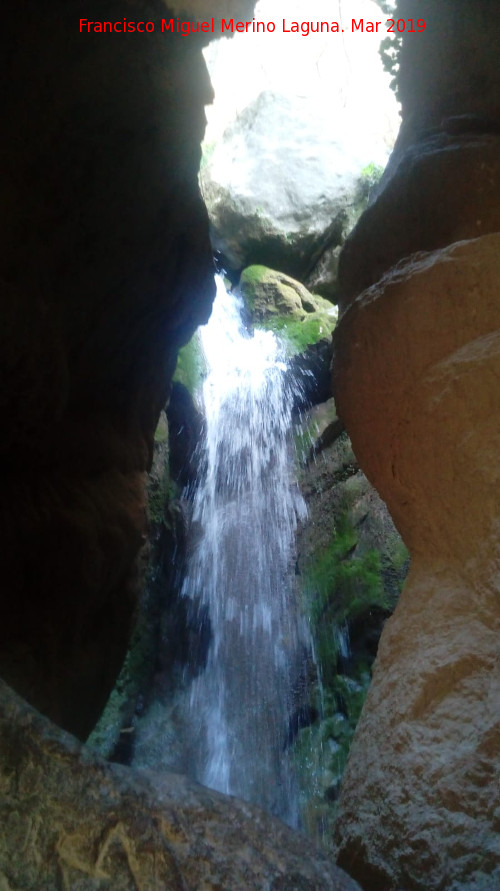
[181,275,310,824]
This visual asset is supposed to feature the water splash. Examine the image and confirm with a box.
[181,276,310,824]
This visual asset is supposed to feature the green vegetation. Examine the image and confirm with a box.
[293,508,408,843]
[359,161,385,202]
[304,514,390,685]
[240,264,337,355]
[173,331,207,398]
[200,139,216,170]
[360,161,385,187]
[239,264,270,315]
[260,311,334,356]
[239,264,269,286]
[239,264,337,355]
[153,411,168,444]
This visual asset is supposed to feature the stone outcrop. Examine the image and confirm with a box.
[240,266,326,322]
[333,236,500,890]
[0,681,362,891]
[331,4,500,885]
[239,265,337,350]
[338,131,500,311]
[1,1,216,737]
[201,0,398,288]
[201,90,366,279]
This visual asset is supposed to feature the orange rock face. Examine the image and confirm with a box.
[332,235,500,889]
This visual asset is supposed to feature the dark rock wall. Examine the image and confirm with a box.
[1,1,215,737]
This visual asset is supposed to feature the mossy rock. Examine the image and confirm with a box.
[172,330,207,398]
[154,410,169,444]
[239,265,337,355]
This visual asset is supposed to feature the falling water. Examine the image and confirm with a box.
[181,276,310,824]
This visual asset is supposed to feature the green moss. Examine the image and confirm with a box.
[386,533,410,573]
[200,139,216,170]
[302,499,404,672]
[154,412,168,444]
[240,264,269,286]
[239,265,337,354]
[173,331,207,397]
[360,161,385,185]
[239,265,272,315]
[261,311,335,356]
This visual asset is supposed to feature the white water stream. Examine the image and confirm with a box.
[181,276,310,823]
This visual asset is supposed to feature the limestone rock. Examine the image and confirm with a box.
[395,0,500,147]
[239,265,337,355]
[201,0,399,280]
[338,133,500,310]
[0,680,361,891]
[201,90,372,279]
[167,381,205,487]
[240,266,330,321]
[332,234,500,890]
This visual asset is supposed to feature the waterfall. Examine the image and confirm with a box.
[181,275,310,824]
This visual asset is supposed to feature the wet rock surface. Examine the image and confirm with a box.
[0,680,361,891]
[292,400,407,842]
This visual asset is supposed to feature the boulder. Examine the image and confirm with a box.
[0,679,361,891]
[202,90,363,278]
[201,0,399,284]
[239,265,337,354]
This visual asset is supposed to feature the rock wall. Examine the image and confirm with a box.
[1,1,217,737]
[292,401,408,843]
[332,2,500,887]
[0,679,361,891]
